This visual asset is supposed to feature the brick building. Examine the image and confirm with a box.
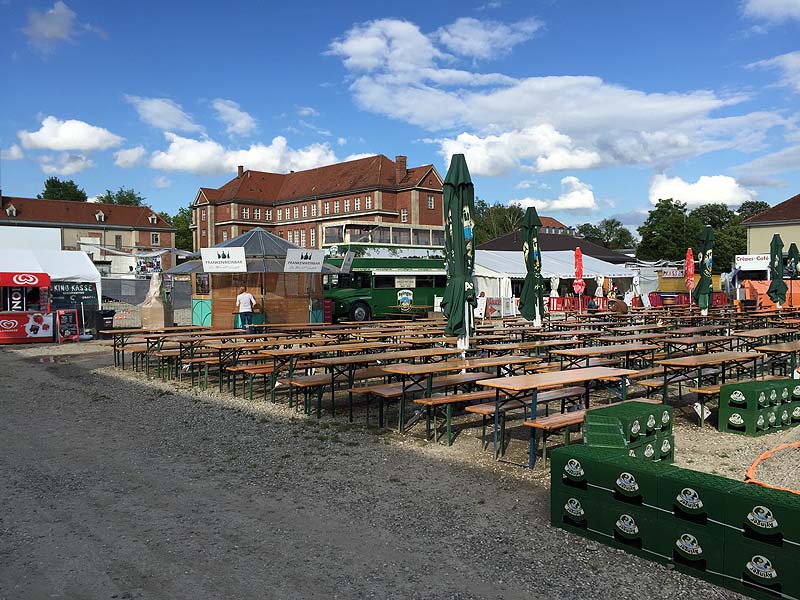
[0,194,175,273]
[191,155,444,251]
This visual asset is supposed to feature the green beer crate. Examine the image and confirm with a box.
[589,453,677,507]
[790,401,800,424]
[722,535,799,600]
[657,467,740,524]
[718,405,772,436]
[770,379,792,405]
[626,432,674,463]
[650,518,728,586]
[549,445,627,493]
[592,495,668,562]
[583,430,628,449]
[792,381,800,401]
[723,483,800,547]
[778,405,792,428]
[550,488,615,543]
[721,380,769,411]
[583,402,655,442]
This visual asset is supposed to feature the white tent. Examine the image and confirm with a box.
[0,249,102,302]
[474,250,636,296]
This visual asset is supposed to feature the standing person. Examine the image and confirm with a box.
[236,286,258,332]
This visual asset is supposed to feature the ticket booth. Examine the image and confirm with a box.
[0,271,53,344]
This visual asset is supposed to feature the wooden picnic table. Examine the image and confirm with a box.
[670,325,727,336]
[552,343,659,369]
[733,327,796,349]
[102,325,212,368]
[665,335,735,356]
[478,366,638,459]
[754,339,800,373]
[607,323,672,334]
[595,333,669,345]
[380,355,542,433]
[480,339,581,358]
[656,350,763,424]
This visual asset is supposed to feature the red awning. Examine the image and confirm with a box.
[0,272,51,287]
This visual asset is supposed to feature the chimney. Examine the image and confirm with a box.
[238,165,244,177]
[395,155,407,183]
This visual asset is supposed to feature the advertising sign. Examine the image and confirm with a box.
[5,287,26,312]
[0,312,54,344]
[0,272,50,287]
[50,282,99,306]
[284,249,325,273]
[200,247,247,273]
[661,269,685,278]
[735,254,770,271]
[56,309,80,343]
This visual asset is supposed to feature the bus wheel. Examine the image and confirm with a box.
[350,302,371,321]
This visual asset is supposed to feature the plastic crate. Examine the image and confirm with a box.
[724,483,800,546]
[657,467,741,524]
[549,445,627,492]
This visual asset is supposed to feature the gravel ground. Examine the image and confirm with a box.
[4,340,789,599]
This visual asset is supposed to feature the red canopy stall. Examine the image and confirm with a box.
[0,270,53,344]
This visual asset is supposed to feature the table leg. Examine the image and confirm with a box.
[493,389,500,460]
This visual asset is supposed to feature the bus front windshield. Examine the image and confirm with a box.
[329,273,370,289]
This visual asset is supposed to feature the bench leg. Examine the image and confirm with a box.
[499,414,506,458]
[317,386,324,419]
[446,404,453,447]
[427,406,433,441]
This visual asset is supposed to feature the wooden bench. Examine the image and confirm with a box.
[637,368,721,397]
[283,366,387,418]
[413,389,497,445]
[350,372,489,431]
[465,386,586,451]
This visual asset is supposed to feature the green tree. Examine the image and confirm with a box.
[473,198,524,245]
[96,187,147,206]
[37,177,87,202]
[576,223,603,245]
[578,219,635,249]
[737,200,771,221]
[637,199,702,261]
[689,203,735,229]
[158,207,193,250]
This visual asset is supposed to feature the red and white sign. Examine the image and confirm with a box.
[0,312,54,344]
[0,272,50,287]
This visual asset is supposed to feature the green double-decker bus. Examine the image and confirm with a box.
[324,257,447,321]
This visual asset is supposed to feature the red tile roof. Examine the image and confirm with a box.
[540,216,569,229]
[0,196,173,229]
[741,193,800,225]
[198,155,440,205]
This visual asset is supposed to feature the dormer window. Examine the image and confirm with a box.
[148,214,157,225]
[95,211,105,222]
[5,204,16,217]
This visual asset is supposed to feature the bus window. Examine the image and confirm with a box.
[417,276,435,288]
[434,275,448,287]
[374,275,394,289]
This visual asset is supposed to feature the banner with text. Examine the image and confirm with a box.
[284,249,326,273]
[200,247,247,273]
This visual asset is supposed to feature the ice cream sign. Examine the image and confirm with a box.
[0,312,53,343]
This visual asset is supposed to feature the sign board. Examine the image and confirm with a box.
[0,311,54,343]
[200,247,247,273]
[56,309,80,343]
[735,254,770,271]
[340,251,355,274]
[661,269,685,278]
[50,282,99,306]
[283,249,325,273]
[395,276,416,288]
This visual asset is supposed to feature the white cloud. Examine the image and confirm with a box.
[114,146,146,168]
[648,174,756,207]
[438,125,602,177]
[329,18,782,176]
[39,153,94,175]
[0,144,24,160]
[23,1,76,54]
[733,144,800,179]
[212,99,257,137]
[125,96,202,132]
[742,0,800,22]
[337,137,347,146]
[299,120,332,137]
[511,176,597,212]
[436,17,542,60]
[297,106,319,117]
[343,152,375,162]
[18,116,123,151]
[149,132,338,175]
[153,175,171,188]
[749,51,800,93]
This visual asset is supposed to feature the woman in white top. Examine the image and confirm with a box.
[236,286,258,331]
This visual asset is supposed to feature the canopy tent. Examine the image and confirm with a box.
[475,250,636,280]
[0,249,101,301]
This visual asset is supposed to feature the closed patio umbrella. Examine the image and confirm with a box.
[439,154,477,348]
[573,248,585,312]
[767,233,787,309]
[685,248,695,305]
[518,206,545,326]
[787,242,800,306]
[692,225,715,316]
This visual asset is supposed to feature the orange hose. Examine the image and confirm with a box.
[744,441,800,495]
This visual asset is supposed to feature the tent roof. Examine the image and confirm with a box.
[0,249,102,301]
[475,250,636,279]
[167,258,339,275]
[213,227,300,257]
[478,231,631,264]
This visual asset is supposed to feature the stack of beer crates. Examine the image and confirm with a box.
[550,444,800,600]
[718,379,799,436]
[582,401,674,463]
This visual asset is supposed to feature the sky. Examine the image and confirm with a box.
[1,0,799,233]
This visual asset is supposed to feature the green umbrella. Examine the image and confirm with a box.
[692,225,715,313]
[767,233,787,307]
[439,154,476,339]
[518,206,545,325]
[787,242,799,306]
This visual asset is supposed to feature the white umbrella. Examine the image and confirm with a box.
[550,276,560,297]
[595,275,605,297]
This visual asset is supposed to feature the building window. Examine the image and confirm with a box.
[354,197,361,211]
[334,200,340,214]
[427,195,435,209]
[277,208,282,221]
[151,233,160,245]
[310,228,315,246]
[432,230,445,246]
[413,229,430,246]
[115,235,123,250]
[302,205,308,218]
[295,230,301,244]
[344,199,350,212]
[324,202,330,215]
[242,207,250,219]
[311,204,318,217]
[401,208,408,223]
[372,227,390,243]
[393,228,410,245]
[201,209,207,221]
[291,206,297,219]
[148,214,158,224]
[201,229,206,237]
[300,230,306,247]
[365,195,372,209]
[266,209,272,221]
[324,226,344,244]
[95,211,105,222]
[254,208,261,220]
[222,231,228,241]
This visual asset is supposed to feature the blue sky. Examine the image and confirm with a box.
[1,0,799,232]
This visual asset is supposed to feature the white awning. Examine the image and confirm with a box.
[0,249,102,302]
[475,250,636,279]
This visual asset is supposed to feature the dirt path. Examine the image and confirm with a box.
[0,342,743,599]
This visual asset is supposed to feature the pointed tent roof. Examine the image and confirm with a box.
[214,227,299,257]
